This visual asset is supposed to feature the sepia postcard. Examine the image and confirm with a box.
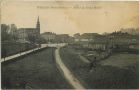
[1,0,139,89]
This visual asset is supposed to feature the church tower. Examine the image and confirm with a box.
[36,16,40,35]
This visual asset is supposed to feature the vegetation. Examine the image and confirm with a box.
[1,42,37,58]
[2,48,71,89]
[100,53,139,68]
[1,24,44,58]
[60,46,139,89]
[1,24,14,42]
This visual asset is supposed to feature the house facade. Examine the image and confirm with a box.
[41,32,56,42]
[15,17,40,43]
[74,33,108,50]
[56,34,73,43]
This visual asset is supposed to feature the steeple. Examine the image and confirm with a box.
[36,16,40,34]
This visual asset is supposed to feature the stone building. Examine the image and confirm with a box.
[108,31,139,45]
[74,33,108,50]
[56,34,73,43]
[108,31,139,51]
[88,35,108,50]
[74,33,99,42]
[41,32,56,42]
[15,17,40,43]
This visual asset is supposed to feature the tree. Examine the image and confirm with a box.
[10,24,17,34]
[1,24,11,42]
[10,24,18,40]
[37,36,47,44]
[27,35,36,43]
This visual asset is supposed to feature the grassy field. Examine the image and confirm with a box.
[2,48,71,89]
[60,46,139,89]
[100,53,139,69]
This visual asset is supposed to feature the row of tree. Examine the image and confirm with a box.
[1,24,18,42]
[1,23,46,44]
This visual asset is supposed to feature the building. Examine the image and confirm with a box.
[74,33,100,42]
[41,33,74,43]
[120,28,139,35]
[108,31,139,45]
[41,32,56,42]
[73,33,108,50]
[73,33,80,42]
[73,31,139,51]
[88,35,108,50]
[15,17,40,43]
[56,34,71,43]
[108,31,139,51]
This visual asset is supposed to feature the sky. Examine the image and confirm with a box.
[1,1,139,35]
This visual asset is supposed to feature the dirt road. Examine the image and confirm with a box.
[55,47,85,89]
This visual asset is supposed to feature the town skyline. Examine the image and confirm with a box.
[1,1,139,89]
[1,1,139,35]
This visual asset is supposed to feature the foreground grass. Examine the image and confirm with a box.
[2,48,71,89]
[60,47,139,89]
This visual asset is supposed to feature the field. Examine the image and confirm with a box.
[1,48,71,89]
[60,46,139,89]
[100,53,139,69]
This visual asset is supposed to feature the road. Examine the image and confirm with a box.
[55,47,85,89]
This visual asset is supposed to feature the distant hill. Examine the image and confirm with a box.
[120,28,139,35]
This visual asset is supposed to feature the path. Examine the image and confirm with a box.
[1,43,66,62]
[79,54,90,63]
[1,45,46,62]
[55,47,85,89]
